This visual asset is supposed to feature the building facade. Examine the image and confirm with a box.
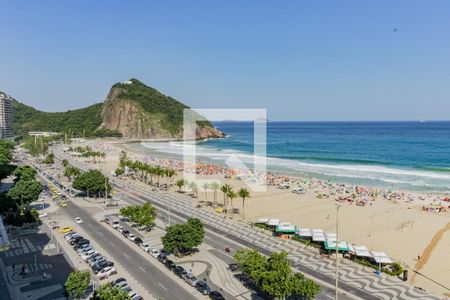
[0,92,14,139]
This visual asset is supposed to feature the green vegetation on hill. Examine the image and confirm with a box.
[113,79,212,134]
[12,100,103,137]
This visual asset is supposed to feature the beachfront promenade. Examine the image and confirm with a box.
[53,145,443,300]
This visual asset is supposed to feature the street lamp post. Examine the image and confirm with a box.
[335,204,341,300]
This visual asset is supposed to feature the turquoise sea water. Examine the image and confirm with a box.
[139,121,450,192]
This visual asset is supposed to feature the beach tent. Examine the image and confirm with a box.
[325,233,337,242]
[348,245,372,257]
[267,219,280,227]
[297,228,312,237]
[312,229,325,242]
[324,240,350,251]
[275,223,296,234]
[371,251,393,264]
[256,218,269,225]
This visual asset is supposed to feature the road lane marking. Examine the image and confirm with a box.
[123,253,130,259]
[110,241,115,246]
[139,266,146,272]
[158,282,167,291]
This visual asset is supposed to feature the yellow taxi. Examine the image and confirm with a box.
[60,201,68,207]
[59,226,74,233]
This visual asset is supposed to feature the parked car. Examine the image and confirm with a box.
[97,267,117,280]
[157,253,167,263]
[117,225,125,233]
[150,248,161,258]
[92,260,114,274]
[129,292,143,300]
[164,260,176,270]
[73,239,90,249]
[69,236,83,245]
[209,291,226,300]
[173,266,188,278]
[140,242,151,252]
[59,226,74,233]
[88,255,105,266]
[127,234,136,241]
[64,232,78,240]
[111,277,127,286]
[196,280,211,295]
[184,273,199,287]
[122,230,130,237]
[134,237,143,245]
[229,263,240,272]
[77,244,92,253]
[81,250,98,261]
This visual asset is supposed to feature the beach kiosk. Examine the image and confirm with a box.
[348,245,371,260]
[312,229,325,243]
[296,228,312,241]
[324,240,350,253]
[371,251,393,275]
[275,223,297,239]
[267,219,280,228]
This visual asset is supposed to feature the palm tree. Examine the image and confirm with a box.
[62,159,69,167]
[210,181,220,208]
[189,182,198,198]
[202,183,210,202]
[238,188,251,219]
[221,184,232,211]
[227,191,237,214]
[176,179,185,192]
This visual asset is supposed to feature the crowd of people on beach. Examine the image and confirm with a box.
[78,140,450,213]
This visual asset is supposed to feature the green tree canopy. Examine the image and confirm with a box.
[64,270,90,299]
[120,202,156,228]
[7,177,43,207]
[12,165,37,182]
[161,218,204,256]
[93,283,131,300]
[72,169,111,197]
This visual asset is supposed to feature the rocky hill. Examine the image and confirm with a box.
[8,79,224,140]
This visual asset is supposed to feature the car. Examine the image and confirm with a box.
[164,260,176,270]
[129,292,143,300]
[111,277,127,286]
[75,217,82,224]
[73,239,90,249]
[59,226,74,233]
[81,250,98,261]
[117,225,125,232]
[140,242,151,252]
[173,266,188,278]
[196,280,211,295]
[121,285,132,293]
[184,273,199,287]
[88,255,105,266]
[122,230,130,237]
[78,245,94,253]
[229,263,240,272]
[97,267,117,280]
[92,260,114,274]
[69,236,83,245]
[127,233,136,241]
[209,291,226,300]
[106,201,118,207]
[64,232,79,240]
[149,248,160,258]
[157,253,167,263]
[134,237,143,245]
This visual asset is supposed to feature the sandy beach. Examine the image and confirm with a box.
[66,139,450,297]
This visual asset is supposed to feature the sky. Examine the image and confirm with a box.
[1,1,450,121]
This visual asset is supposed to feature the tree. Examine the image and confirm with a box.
[161,218,204,256]
[64,166,81,180]
[119,151,129,168]
[227,191,237,213]
[0,140,14,165]
[210,181,220,207]
[62,159,69,167]
[12,165,37,182]
[176,179,185,192]
[73,169,111,197]
[202,183,210,202]
[120,202,156,228]
[221,184,232,210]
[238,188,251,219]
[64,270,90,299]
[114,167,124,176]
[93,283,131,300]
[7,179,43,212]
[234,250,321,300]
[189,182,198,198]
[42,153,55,164]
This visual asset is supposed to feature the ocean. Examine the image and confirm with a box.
[134,121,450,192]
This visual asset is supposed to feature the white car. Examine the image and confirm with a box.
[149,248,161,258]
[117,225,125,232]
[127,234,136,241]
[140,242,151,252]
[75,217,82,224]
[64,232,79,240]
[129,292,143,300]
[97,267,117,280]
